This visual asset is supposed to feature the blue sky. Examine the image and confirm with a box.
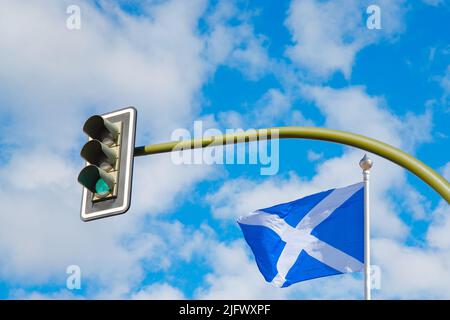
[0,0,449,299]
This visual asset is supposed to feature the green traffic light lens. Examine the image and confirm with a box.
[95,178,111,196]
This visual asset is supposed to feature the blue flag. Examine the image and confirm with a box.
[237,182,364,288]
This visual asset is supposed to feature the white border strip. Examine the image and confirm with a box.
[80,107,136,221]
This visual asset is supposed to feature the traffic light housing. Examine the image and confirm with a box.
[78,107,137,221]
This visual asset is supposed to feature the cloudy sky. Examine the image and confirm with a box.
[0,0,449,299]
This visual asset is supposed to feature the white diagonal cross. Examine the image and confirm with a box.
[238,183,364,287]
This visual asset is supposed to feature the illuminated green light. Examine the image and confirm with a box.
[95,178,111,196]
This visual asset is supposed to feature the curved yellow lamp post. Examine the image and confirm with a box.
[134,126,450,203]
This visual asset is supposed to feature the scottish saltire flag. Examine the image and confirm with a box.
[237,182,364,288]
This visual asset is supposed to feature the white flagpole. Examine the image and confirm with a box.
[359,154,373,300]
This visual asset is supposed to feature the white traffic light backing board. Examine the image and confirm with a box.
[80,107,136,221]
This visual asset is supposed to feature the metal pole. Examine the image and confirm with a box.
[360,154,373,300]
[133,127,449,203]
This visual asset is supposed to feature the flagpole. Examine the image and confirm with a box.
[360,154,373,300]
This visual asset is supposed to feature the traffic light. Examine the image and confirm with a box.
[78,107,137,221]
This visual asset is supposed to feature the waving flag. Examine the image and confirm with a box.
[237,182,364,288]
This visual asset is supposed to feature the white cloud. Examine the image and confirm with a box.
[0,0,210,150]
[301,85,401,145]
[132,155,220,216]
[442,162,450,181]
[307,150,323,162]
[195,241,289,299]
[285,0,406,79]
[0,148,77,192]
[213,88,313,131]
[285,0,361,78]
[373,237,450,299]
[230,89,294,127]
[204,0,271,80]
[206,173,305,220]
[0,0,234,298]
[0,146,218,293]
[252,89,293,126]
[300,85,432,151]
[10,289,83,300]
[131,283,186,300]
[427,200,450,250]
